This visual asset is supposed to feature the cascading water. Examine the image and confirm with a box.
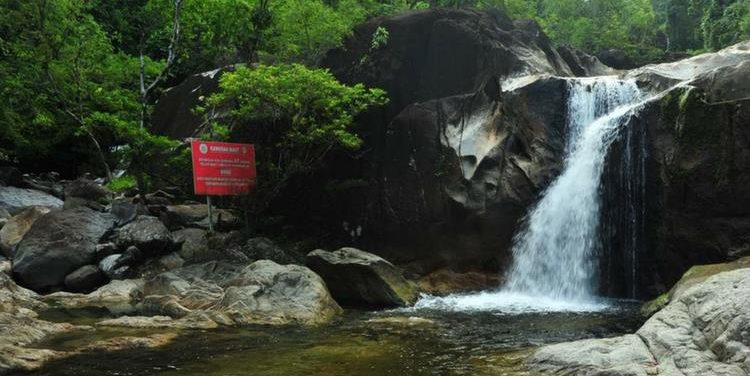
[414,77,650,313]
[502,78,642,301]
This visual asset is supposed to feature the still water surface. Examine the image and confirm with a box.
[24,298,643,376]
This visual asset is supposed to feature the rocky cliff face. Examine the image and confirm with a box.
[634,43,750,295]
[150,7,750,297]
[314,9,611,272]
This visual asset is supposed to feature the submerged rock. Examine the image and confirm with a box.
[528,266,750,376]
[12,207,116,292]
[307,247,418,307]
[0,206,50,258]
[141,260,342,325]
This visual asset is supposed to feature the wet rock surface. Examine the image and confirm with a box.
[141,260,342,325]
[529,267,750,376]
[12,207,116,292]
[307,247,418,307]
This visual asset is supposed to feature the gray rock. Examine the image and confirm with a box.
[0,186,62,215]
[528,268,750,376]
[64,178,110,201]
[0,258,9,275]
[306,247,419,307]
[172,228,210,263]
[98,254,130,280]
[110,198,147,226]
[113,216,172,256]
[42,279,144,315]
[141,260,342,325]
[94,242,118,259]
[64,265,107,293]
[0,271,44,313]
[12,207,116,292]
[158,252,184,271]
[0,206,51,258]
[159,204,238,230]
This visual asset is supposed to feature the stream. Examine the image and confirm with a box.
[23,299,643,376]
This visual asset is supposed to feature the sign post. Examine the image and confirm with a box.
[191,140,256,233]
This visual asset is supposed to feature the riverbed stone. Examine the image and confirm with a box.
[64,265,107,293]
[528,267,750,376]
[96,313,219,330]
[42,279,144,314]
[0,206,51,258]
[99,254,131,280]
[12,207,116,292]
[307,247,419,307]
[113,215,173,256]
[141,260,342,325]
[172,228,210,262]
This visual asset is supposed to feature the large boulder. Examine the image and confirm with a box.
[0,206,50,257]
[141,260,342,325]
[306,247,418,307]
[42,279,144,314]
[528,265,750,376]
[113,216,173,256]
[361,76,569,271]
[12,207,116,292]
[63,265,107,293]
[0,186,62,215]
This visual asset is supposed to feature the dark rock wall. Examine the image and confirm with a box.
[640,61,750,295]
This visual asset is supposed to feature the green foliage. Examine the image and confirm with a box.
[371,26,390,50]
[205,64,387,215]
[208,64,387,150]
[107,174,137,192]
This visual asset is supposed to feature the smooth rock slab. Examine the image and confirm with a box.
[307,247,419,307]
[12,207,115,292]
[43,279,144,315]
[0,186,62,215]
[142,260,342,325]
[528,268,750,376]
[0,206,51,257]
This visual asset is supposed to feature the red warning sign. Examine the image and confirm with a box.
[191,140,256,196]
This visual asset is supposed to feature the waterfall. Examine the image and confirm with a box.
[502,78,643,301]
[413,76,654,313]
